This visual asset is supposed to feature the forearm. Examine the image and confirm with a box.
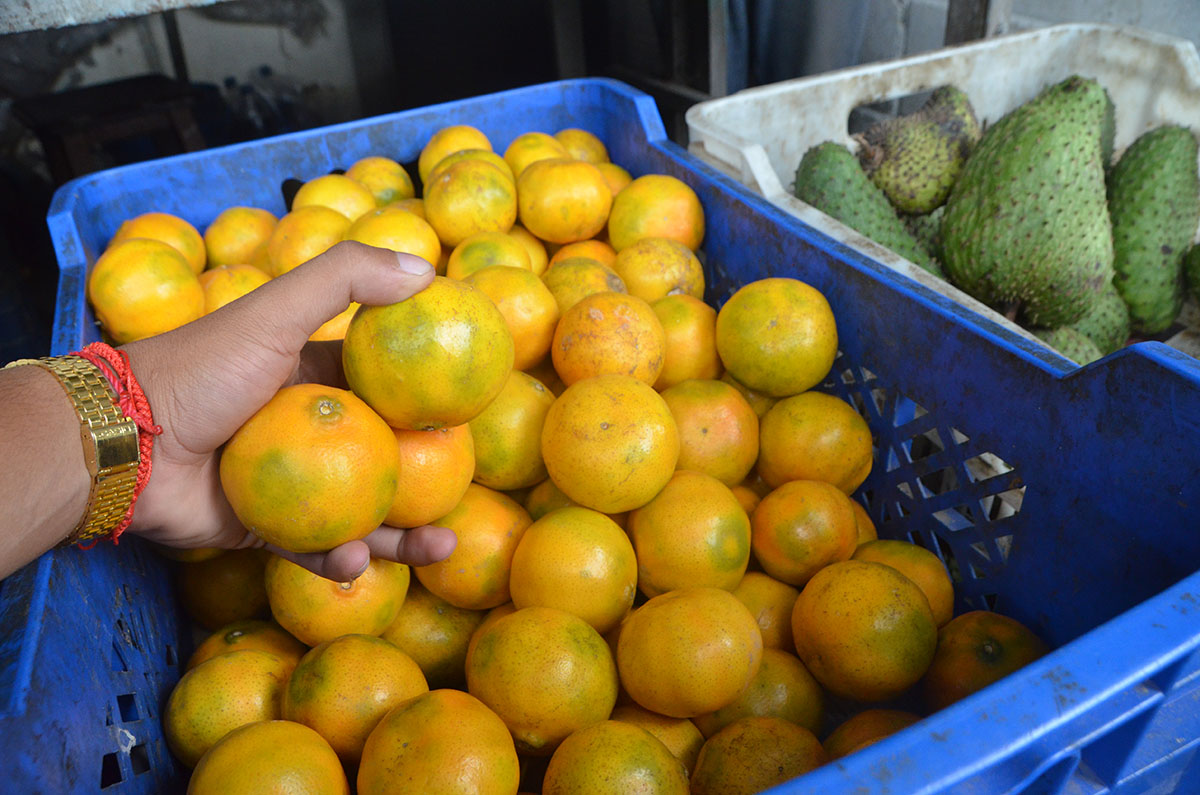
[0,364,91,576]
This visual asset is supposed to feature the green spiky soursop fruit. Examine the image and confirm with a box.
[905,205,945,264]
[1068,281,1130,356]
[1100,87,1116,173]
[1108,125,1200,335]
[941,75,1114,328]
[1184,243,1200,301]
[858,85,982,214]
[793,141,940,275]
[1034,327,1104,366]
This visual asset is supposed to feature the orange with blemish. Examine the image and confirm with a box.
[611,237,705,304]
[342,276,515,430]
[509,506,637,634]
[164,649,291,768]
[751,479,859,587]
[541,256,627,314]
[466,606,618,755]
[282,634,428,765]
[689,717,827,794]
[414,483,532,610]
[660,378,758,486]
[357,689,519,795]
[541,374,679,514]
[264,554,411,647]
[424,159,517,248]
[853,539,955,627]
[792,559,938,702]
[627,470,751,598]
[551,291,665,387]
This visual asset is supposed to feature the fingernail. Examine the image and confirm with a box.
[396,253,433,275]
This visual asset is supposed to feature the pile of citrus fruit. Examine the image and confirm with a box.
[96,122,1051,794]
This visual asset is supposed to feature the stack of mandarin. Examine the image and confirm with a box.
[112,124,1050,795]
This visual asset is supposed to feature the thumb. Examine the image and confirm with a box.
[240,241,435,352]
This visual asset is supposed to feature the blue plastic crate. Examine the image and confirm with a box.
[13,77,1200,793]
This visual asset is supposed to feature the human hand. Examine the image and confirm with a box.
[123,241,457,581]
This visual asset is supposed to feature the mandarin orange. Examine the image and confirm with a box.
[282,634,428,765]
[541,374,679,514]
[219,383,398,553]
[187,720,348,795]
[342,276,514,430]
[387,423,475,528]
[466,606,618,755]
[265,555,411,647]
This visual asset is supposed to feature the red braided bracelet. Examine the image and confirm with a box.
[73,342,163,544]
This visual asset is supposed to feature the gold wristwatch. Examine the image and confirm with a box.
[5,355,140,546]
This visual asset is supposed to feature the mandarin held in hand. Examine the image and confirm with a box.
[342,276,514,430]
[218,383,399,553]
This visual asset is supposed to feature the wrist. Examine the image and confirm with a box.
[1,365,91,545]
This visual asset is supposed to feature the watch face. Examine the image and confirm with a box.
[92,421,140,473]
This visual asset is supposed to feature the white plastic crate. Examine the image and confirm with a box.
[685,23,1200,357]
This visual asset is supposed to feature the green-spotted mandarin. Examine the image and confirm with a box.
[627,470,752,598]
[342,276,514,430]
[218,382,398,554]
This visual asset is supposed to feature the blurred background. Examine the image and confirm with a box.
[1,0,1198,362]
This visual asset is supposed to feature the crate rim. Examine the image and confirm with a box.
[688,22,1200,121]
[776,565,1200,793]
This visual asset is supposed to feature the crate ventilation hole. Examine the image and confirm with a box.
[827,360,1024,612]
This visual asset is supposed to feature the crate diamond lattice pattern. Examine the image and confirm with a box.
[824,354,1023,615]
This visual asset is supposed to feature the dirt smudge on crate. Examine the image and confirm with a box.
[1041,665,1087,713]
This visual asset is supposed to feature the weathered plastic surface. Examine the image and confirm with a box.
[15,77,1200,793]
[685,23,1200,358]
